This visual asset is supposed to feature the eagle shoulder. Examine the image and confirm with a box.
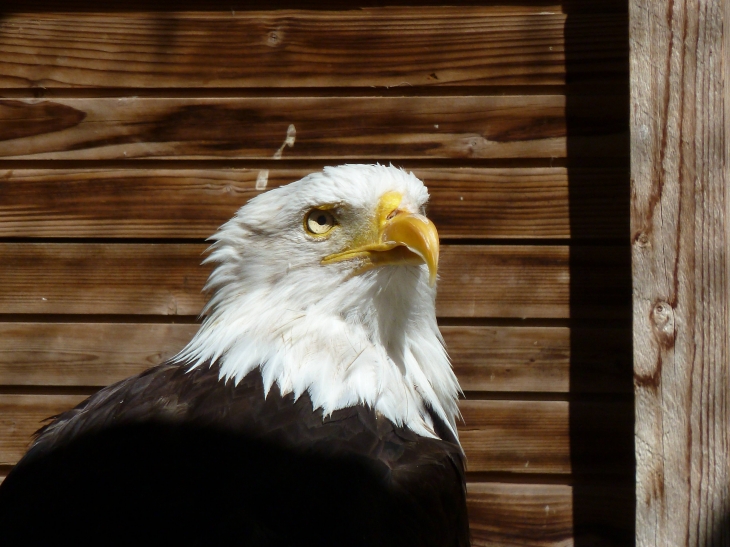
[0,362,469,547]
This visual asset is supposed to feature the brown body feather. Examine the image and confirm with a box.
[0,361,469,547]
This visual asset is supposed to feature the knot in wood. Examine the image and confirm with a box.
[650,301,675,348]
[166,295,179,315]
[633,231,650,248]
[267,29,284,47]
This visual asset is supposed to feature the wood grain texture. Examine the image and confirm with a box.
[438,245,629,319]
[460,399,633,475]
[0,243,209,316]
[0,393,88,466]
[0,394,633,475]
[0,167,628,239]
[445,325,632,393]
[467,481,634,546]
[0,323,198,387]
[0,10,627,89]
[0,96,628,160]
[0,243,630,319]
[0,323,632,393]
[630,0,729,545]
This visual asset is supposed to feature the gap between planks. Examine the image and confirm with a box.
[0,315,629,329]
[0,237,628,247]
[0,385,628,404]
[0,467,613,487]
[0,86,573,99]
[0,85,631,99]
[0,466,617,488]
[0,158,576,169]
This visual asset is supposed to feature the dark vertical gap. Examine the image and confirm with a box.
[565,1,636,546]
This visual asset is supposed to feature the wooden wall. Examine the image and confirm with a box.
[0,1,632,545]
[631,0,729,545]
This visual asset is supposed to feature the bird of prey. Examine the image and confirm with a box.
[0,164,469,547]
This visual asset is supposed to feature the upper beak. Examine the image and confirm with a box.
[321,193,440,286]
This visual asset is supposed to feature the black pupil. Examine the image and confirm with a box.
[316,214,327,225]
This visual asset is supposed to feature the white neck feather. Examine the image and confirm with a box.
[178,261,461,441]
[177,165,462,441]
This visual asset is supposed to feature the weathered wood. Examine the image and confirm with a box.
[437,245,629,319]
[469,482,576,547]
[0,394,633,475]
[0,243,630,319]
[0,167,628,240]
[0,10,627,89]
[0,323,198,387]
[0,323,632,393]
[0,96,628,160]
[0,243,210,316]
[467,481,634,546]
[0,394,88,466]
[460,399,634,475]
[630,0,729,545]
[445,325,632,393]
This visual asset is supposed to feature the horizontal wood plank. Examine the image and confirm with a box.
[0,167,629,239]
[459,399,634,475]
[0,323,198,387]
[0,395,634,475]
[0,96,628,160]
[0,243,210,316]
[445,325,632,393]
[0,244,631,319]
[0,394,89,466]
[0,10,627,89]
[0,323,632,393]
[467,481,634,546]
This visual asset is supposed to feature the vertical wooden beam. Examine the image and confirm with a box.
[631,0,729,546]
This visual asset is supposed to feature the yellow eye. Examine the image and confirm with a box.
[305,209,336,236]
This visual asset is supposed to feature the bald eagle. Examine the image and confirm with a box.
[0,165,469,547]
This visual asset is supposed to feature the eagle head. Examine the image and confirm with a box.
[179,164,461,439]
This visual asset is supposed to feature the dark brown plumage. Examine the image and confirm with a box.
[0,361,469,547]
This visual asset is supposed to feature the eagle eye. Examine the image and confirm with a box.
[305,208,336,236]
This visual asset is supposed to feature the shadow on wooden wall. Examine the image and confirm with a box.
[565,2,635,545]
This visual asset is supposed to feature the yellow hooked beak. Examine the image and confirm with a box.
[321,191,440,286]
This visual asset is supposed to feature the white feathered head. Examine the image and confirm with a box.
[179,165,461,440]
